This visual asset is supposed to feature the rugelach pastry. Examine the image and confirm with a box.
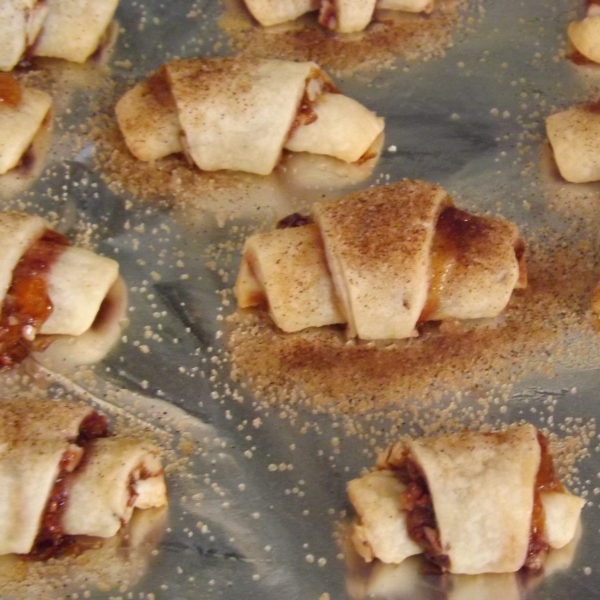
[348,424,584,574]
[235,180,526,340]
[0,211,125,368]
[115,57,384,176]
[0,0,119,70]
[0,398,167,557]
[244,0,433,33]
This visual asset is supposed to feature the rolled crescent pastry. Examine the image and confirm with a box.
[33,0,120,63]
[244,0,433,31]
[0,399,167,556]
[0,75,52,176]
[0,212,124,368]
[546,103,600,183]
[235,180,525,340]
[115,58,384,176]
[348,424,584,574]
[0,0,47,71]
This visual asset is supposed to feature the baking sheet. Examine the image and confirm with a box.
[2,0,600,597]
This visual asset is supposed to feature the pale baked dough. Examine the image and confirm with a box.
[33,0,120,63]
[236,224,345,332]
[0,86,52,176]
[0,212,48,305]
[112,69,183,162]
[404,426,540,574]
[541,492,585,550]
[0,0,47,71]
[347,470,421,564]
[244,0,433,31]
[166,58,319,175]
[0,0,118,69]
[62,437,167,538]
[546,105,600,183]
[567,5,600,64]
[424,207,524,322]
[0,439,83,554]
[285,93,385,163]
[40,246,120,337]
[314,180,449,339]
[319,0,378,33]
[244,0,319,26]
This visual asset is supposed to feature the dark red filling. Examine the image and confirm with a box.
[28,412,111,559]
[0,229,69,369]
[29,449,78,560]
[395,458,449,572]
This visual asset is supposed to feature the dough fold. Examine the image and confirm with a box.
[236,224,345,332]
[0,439,83,555]
[33,0,119,63]
[0,83,52,176]
[0,0,47,71]
[284,93,385,163]
[347,470,421,564]
[62,437,167,538]
[0,398,105,443]
[244,0,319,26]
[319,0,378,33]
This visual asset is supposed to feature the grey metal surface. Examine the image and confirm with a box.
[1,0,599,597]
